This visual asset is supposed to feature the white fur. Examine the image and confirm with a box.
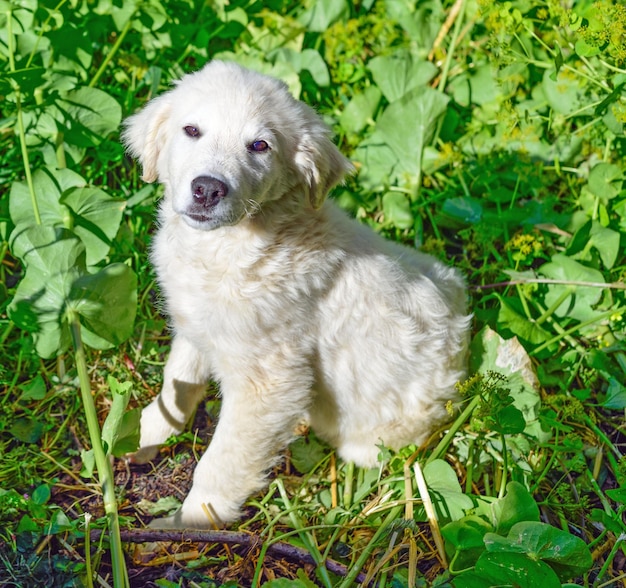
[123,60,471,529]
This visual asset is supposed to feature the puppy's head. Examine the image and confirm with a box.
[122,60,353,231]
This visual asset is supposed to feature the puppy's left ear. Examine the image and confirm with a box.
[295,126,354,210]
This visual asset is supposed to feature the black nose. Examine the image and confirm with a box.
[191,176,228,207]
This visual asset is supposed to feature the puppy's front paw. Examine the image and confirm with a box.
[148,491,242,529]
[126,444,161,464]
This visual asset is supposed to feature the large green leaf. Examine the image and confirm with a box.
[9,226,86,358]
[442,515,493,571]
[484,521,593,581]
[375,87,449,179]
[273,48,330,87]
[539,254,605,322]
[492,481,540,535]
[10,168,85,231]
[61,187,126,265]
[9,226,136,357]
[382,191,413,229]
[423,459,474,522]
[455,552,562,588]
[469,327,547,441]
[368,52,437,103]
[298,0,349,32]
[70,263,137,346]
[10,168,125,265]
[60,86,122,143]
[497,297,554,348]
[340,86,382,134]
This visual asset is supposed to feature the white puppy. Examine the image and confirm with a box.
[123,60,470,529]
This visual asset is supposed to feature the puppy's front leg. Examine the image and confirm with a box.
[150,367,311,529]
[131,335,210,463]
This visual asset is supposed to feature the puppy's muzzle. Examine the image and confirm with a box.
[191,176,229,208]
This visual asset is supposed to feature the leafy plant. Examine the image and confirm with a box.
[2,0,626,585]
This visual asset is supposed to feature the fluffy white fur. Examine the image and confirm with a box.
[123,60,471,529]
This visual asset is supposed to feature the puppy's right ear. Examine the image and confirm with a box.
[122,93,172,183]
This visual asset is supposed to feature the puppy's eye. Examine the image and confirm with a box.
[249,140,269,153]
[184,125,200,138]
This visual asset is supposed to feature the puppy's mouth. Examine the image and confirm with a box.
[182,207,245,231]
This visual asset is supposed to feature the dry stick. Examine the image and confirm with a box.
[90,529,366,583]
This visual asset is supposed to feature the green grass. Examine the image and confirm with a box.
[2,0,626,586]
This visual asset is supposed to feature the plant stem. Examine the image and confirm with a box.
[68,313,129,588]
[531,307,625,356]
[7,9,41,225]
[89,16,134,88]
[337,505,403,588]
[428,394,481,464]
[273,478,332,588]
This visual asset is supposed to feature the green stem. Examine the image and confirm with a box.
[595,533,626,585]
[498,433,508,499]
[89,16,134,88]
[535,286,574,325]
[530,307,625,356]
[273,479,332,588]
[428,394,481,464]
[7,10,41,225]
[68,313,129,588]
[337,505,403,588]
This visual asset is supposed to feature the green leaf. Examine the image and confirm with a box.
[375,86,449,179]
[382,191,414,229]
[497,298,553,347]
[456,551,562,588]
[70,263,137,346]
[540,254,605,322]
[587,162,624,201]
[541,68,585,116]
[101,375,136,457]
[602,377,626,410]
[61,187,126,265]
[442,515,492,571]
[340,86,382,134]
[136,496,181,516]
[10,167,85,232]
[9,417,44,443]
[262,579,316,588]
[289,434,328,474]
[273,48,330,87]
[298,0,349,32]
[80,448,95,478]
[492,481,540,535]
[31,484,51,506]
[368,52,437,103]
[485,521,593,581]
[60,86,122,143]
[441,197,483,224]
[10,168,125,265]
[9,227,86,357]
[492,404,526,435]
[18,375,47,401]
[423,459,474,522]
[469,327,547,440]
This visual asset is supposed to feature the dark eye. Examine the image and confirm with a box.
[184,125,200,138]
[249,140,269,153]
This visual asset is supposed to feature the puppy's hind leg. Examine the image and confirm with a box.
[130,336,210,463]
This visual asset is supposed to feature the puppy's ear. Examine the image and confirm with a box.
[122,93,172,183]
[295,126,354,210]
